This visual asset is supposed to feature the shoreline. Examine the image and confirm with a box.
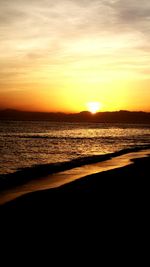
[0,145,150,186]
[1,154,149,210]
[0,146,150,206]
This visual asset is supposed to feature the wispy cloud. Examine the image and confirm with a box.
[0,0,149,111]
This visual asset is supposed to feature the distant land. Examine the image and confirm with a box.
[0,109,150,124]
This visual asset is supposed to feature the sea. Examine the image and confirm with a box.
[0,121,150,176]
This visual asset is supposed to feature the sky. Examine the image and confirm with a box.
[0,0,150,112]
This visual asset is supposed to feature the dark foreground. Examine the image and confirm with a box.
[1,157,149,265]
[1,156,149,215]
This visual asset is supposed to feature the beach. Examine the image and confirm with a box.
[1,149,149,212]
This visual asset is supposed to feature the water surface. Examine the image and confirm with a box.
[0,121,149,175]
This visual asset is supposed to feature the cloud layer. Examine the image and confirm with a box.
[0,0,150,111]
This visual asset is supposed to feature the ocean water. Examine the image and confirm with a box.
[0,121,149,175]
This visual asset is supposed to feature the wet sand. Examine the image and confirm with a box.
[0,149,149,205]
[1,151,150,211]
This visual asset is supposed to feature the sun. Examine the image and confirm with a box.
[87,102,102,114]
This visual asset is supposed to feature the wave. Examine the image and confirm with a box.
[0,145,150,192]
[1,134,150,141]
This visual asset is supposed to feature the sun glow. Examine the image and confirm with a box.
[87,102,101,114]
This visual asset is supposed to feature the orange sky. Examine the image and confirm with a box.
[0,0,150,112]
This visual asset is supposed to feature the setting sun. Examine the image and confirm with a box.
[87,102,101,114]
[0,0,150,113]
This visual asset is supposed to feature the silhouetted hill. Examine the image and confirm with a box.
[0,109,150,124]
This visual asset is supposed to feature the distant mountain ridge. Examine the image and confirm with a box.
[0,109,150,124]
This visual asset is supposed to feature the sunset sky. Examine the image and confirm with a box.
[0,0,150,112]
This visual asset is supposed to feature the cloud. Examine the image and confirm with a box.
[0,1,149,42]
[113,0,150,20]
[0,0,150,89]
[110,0,150,34]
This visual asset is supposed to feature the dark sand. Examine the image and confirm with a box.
[1,153,149,256]
[1,155,149,215]
[0,147,150,205]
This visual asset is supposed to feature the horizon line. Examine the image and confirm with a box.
[0,108,150,114]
